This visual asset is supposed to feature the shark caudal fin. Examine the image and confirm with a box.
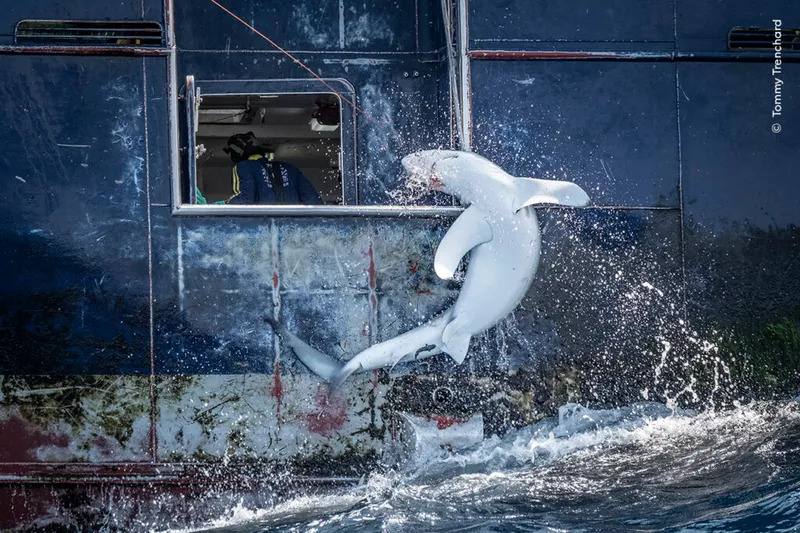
[512,177,590,212]
[329,358,363,393]
[264,316,343,382]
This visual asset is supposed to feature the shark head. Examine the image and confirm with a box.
[401,150,513,206]
[402,149,590,212]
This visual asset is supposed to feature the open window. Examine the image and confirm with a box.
[179,77,357,212]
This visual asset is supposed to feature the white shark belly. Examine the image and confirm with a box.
[278,149,591,389]
[450,215,541,334]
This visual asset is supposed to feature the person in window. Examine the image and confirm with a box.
[223,132,323,205]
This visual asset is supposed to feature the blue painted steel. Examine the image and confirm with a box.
[676,1,799,53]
[680,62,800,327]
[175,0,435,53]
[469,0,675,52]
[471,60,680,207]
[0,56,164,375]
[0,1,164,45]
[469,0,800,54]
[0,1,798,508]
[0,0,795,382]
[0,3,795,374]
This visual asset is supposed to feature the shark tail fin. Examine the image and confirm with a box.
[441,322,471,364]
[330,358,362,393]
[329,308,456,392]
[264,314,280,331]
[264,315,343,382]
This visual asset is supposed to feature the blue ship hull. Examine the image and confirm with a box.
[0,0,798,528]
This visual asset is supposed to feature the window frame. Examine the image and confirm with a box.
[176,76,358,214]
[172,76,463,218]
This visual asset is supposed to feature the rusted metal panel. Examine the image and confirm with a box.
[0,376,151,462]
[0,45,169,56]
[157,374,388,472]
[148,216,456,467]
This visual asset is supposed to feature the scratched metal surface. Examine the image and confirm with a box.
[470,60,680,208]
[0,4,798,527]
[0,56,159,376]
[468,0,675,53]
[175,0,439,53]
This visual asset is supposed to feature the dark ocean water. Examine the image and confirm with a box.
[165,401,800,533]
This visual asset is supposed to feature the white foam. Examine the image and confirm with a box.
[157,401,800,532]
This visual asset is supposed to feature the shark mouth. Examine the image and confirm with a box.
[388,172,432,204]
[405,169,435,190]
[389,154,458,203]
[388,166,438,204]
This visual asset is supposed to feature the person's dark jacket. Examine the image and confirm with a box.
[227,155,322,205]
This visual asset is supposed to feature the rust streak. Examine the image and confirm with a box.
[367,245,377,291]
[467,50,629,60]
[0,45,169,56]
[304,390,348,437]
[428,415,468,430]
[0,416,70,462]
[366,239,378,344]
[271,361,283,427]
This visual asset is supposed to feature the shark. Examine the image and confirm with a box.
[266,150,590,391]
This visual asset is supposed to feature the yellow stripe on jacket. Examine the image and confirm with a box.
[226,154,264,203]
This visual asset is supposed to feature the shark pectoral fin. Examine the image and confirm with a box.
[434,205,493,280]
[441,322,471,364]
[512,177,590,212]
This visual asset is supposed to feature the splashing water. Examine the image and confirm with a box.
[148,166,796,533]
[386,169,436,205]
[163,400,800,533]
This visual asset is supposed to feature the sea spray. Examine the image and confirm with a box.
[165,400,800,532]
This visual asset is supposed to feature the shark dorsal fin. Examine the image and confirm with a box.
[434,205,493,280]
[512,177,590,212]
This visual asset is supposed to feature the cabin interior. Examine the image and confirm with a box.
[196,93,343,204]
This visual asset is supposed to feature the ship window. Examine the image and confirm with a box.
[180,78,357,210]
